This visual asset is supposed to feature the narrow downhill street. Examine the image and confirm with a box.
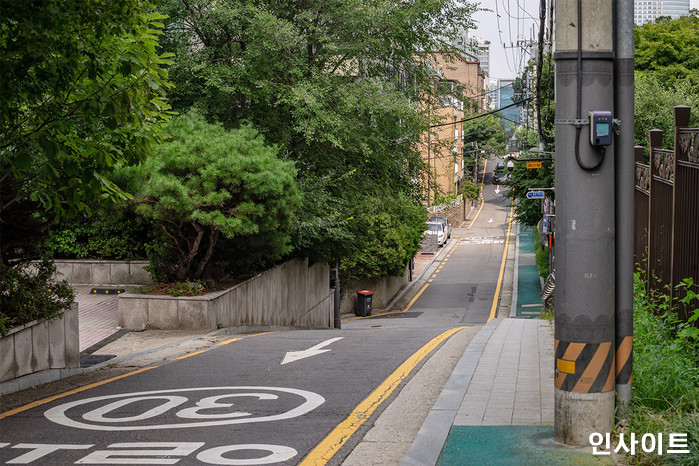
[0,160,559,465]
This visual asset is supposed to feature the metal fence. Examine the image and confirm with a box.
[634,105,699,322]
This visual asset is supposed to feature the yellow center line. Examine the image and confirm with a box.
[488,203,514,322]
[0,366,158,419]
[300,326,467,465]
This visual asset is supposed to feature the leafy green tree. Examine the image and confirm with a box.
[462,114,508,175]
[160,0,479,278]
[505,127,554,227]
[0,0,173,263]
[135,113,301,281]
[341,193,427,281]
[635,11,699,88]
[635,72,699,151]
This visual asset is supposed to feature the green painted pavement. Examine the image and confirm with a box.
[517,226,545,318]
[518,226,536,254]
[438,426,612,465]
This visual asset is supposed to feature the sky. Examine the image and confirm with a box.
[472,0,699,81]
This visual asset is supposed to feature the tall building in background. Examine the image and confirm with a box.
[496,79,519,130]
[444,28,491,78]
[634,0,690,25]
[470,37,491,78]
[487,78,498,110]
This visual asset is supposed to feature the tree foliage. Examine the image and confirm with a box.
[635,11,699,88]
[135,112,301,281]
[634,72,699,151]
[634,12,699,151]
[0,0,173,263]
[462,114,508,155]
[506,127,555,227]
[159,0,479,278]
[0,259,74,335]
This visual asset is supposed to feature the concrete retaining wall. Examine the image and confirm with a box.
[119,258,334,330]
[340,268,410,316]
[54,259,153,285]
[0,303,80,383]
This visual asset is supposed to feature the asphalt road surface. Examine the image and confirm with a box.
[0,159,513,465]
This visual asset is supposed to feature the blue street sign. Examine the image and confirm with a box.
[526,191,545,199]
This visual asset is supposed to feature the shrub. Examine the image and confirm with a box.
[0,259,74,335]
[46,207,162,261]
[135,112,301,281]
[629,272,699,465]
[534,227,550,278]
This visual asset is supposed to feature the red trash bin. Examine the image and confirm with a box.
[355,290,373,317]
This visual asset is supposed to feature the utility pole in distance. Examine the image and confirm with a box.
[553,0,615,446]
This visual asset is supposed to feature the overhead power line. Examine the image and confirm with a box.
[429,97,535,128]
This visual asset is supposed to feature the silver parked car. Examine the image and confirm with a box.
[429,217,451,240]
[425,221,446,247]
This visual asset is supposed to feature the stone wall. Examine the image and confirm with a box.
[54,260,153,286]
[119,258,334,330]
[0,303,80,386]
[428,198,475,229]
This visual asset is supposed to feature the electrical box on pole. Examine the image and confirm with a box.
[553,0,616,447]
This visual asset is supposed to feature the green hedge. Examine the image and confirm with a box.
[46,206,162,261]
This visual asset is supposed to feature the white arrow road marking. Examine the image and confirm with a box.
[495,186,501,194]
[281,337,344,365]
[488,218,494,223]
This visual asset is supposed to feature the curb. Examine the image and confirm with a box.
[402,318,503,466]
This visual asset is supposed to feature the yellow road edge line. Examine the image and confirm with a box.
[0,366,158,420]
[217,338,243,346]
[344,311,402,321]
[171,349,209,360]
[403,282,430,313]
[300,326,467,465]
[488,204,515,322]
[466,159,488,230]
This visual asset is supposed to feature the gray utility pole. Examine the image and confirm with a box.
[614,0,635,422]
[553,0,615,446]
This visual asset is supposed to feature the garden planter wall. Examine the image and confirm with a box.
[0,303,80,385]
[119,258,334,331]
[54,259,153,285]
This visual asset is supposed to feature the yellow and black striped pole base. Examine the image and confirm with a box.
[554,339,615,393]
[554,339,616,446]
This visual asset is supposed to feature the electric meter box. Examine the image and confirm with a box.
[589,111,613,146]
